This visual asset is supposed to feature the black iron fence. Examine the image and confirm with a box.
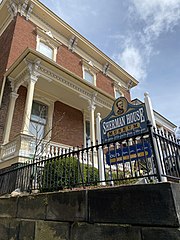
[152,127,180,181]
[0,125,180,195]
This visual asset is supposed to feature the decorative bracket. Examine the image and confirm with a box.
[68,35,78,52]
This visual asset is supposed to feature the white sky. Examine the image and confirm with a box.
[41,0,180,127]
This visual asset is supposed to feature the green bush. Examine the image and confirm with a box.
[82,164,99,185]
[41,157,99,192]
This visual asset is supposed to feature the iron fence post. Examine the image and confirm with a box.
[147,120,167,182]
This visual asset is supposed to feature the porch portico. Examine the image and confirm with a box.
[0,48,113,167]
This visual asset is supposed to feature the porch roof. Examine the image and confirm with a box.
[5,48,114,117]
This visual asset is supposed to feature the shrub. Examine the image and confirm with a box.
[41,156,99,192]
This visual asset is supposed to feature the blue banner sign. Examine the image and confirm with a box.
[106,142,152,165]
[100,97,148,143]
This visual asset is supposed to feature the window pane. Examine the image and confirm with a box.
[115,90,122,99]
[31,101,47,120]
[30,101,48,139]
[38,42,53,59]
[29,121,45,139]
[84,70,94,84]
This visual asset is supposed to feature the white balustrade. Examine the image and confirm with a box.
[0,134,72,163]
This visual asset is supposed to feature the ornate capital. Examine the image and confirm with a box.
[88,103,96,112]
[10,91,19,100]
[88,92,97,111]
[24,59,41,83]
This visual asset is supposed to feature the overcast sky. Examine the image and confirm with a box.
[41,0,180,128]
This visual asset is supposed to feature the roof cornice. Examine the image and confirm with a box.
[30,0,139,87]
[0,0,138,88]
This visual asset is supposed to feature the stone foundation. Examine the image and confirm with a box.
[0,182,179,240]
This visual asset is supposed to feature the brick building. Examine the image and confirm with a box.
[0,0,138,168]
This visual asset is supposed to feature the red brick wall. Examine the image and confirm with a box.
[7,15,36,68]
[52,101,84,147]
[0,19,16,88]
[96,72,114,97]
[57,45,83,78]
[10,86,27,140]
[0,16,35,144]
[0,19,16,143]
[123,90,131,102]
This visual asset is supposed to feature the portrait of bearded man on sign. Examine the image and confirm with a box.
[115,98,127,115]
[116,99,124,114]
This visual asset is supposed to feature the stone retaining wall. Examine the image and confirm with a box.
[0,182,179,240]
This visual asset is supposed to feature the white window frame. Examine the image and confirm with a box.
[114,88,124,99]
[36,27,60,61]
[30,101,48,140]
[82,59,98,86]
[38,41,54,59]
[83,69,95,84]
[31,95,54,141]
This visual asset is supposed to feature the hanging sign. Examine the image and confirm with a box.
[100,97,148,143]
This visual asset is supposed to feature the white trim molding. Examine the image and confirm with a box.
[113,81,124,99]
[81,59,99,86]
[36,27,61,61]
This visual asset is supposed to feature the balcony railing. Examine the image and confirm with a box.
[0,133,71,163]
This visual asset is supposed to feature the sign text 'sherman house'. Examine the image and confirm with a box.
[0,0,138,168]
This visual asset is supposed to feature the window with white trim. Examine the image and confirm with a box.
[84,70,94,84]
[29,101,48,139]
[38,41,53,59]
[82,59,97,85]
[36,28,59,61]
[115,90,123,99]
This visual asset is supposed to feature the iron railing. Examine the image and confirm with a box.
[152,127,180,181]
[0,127,180,195]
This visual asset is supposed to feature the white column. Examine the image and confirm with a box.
[88,102,96,146]
[96,113,106,185]
[144,92,156,127]
[144,92,167,182]
[3,92,19,144]
[96,113,101,144]
[46,101,54,140]
[83,110,87,147]
[22,76,38,134]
